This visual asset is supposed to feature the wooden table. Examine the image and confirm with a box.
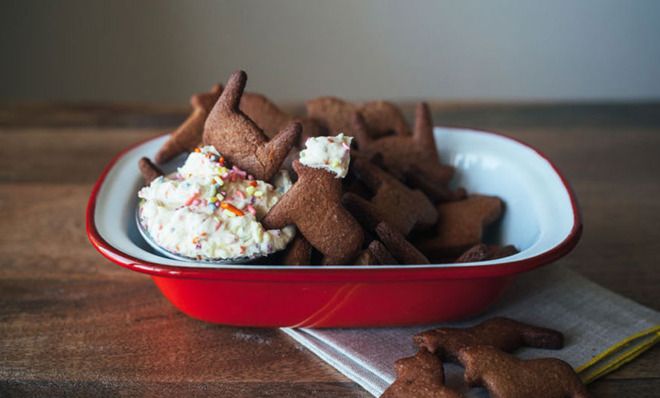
[1,102,659,396]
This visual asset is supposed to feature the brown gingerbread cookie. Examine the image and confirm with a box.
[353,102,439,179]
[414,317,564,363]
[203,70,300,181]
[375,222,430,265]
[458,345,590,398]
[354,240,398,266]
[415,195,503,260]
[241,92,326,145]
[306,96,410,138]
[261,160,363,263]
[352,110,464,202]
[138,157,163,185]
[404,164,466,204]
[240,92,292,138]
[155,84,223,164]
[487,244,519,260]
[294,117,327,146]
[381,348,462,398]
[455,244,519,263]
[360,100,411,138]
[348,158,437,235]
[281,233,313,265]
[342,192,381,231]
[454,244,490,263]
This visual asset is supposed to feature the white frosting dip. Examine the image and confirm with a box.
[299,133,353,178]
[138,146,295,260]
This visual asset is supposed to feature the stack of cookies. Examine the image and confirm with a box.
[140,70,519,265]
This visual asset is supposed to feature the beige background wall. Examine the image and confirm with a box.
[2,0,659,104]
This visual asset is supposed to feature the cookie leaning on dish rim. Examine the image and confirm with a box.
[413,195,504,262]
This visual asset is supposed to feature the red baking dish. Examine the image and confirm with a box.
[86,127,581,327]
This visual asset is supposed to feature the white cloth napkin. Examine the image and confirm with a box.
[282,265,660,397]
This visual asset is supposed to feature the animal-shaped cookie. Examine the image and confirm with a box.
[239,92,291,137]
[375,222,429,265]
[404,164,466,203]
[240,92,326,146]
[414,317,564,363]
[203,70,300,181]
[415,195,503,260]
[138,157,163,184]
[353,102,439,179]
[454,243,490,263]
[261,160,363,263]
[155,84,223,164]
[381,348,462,398]
[342,192,380,231]
[455,244,519,263]
[306,96,411,138]
[347,158,437,235]
[487,244,519,260]
[359,100,412,138]
[458,346,590,398]
[281,233,312,265]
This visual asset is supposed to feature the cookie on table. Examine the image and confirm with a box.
[306,96,410,138]
[155,84,223,164]
[353,102,439,179]
[348,157,437,236]
[458,345,590,398]
[381,348,462,398]
[414,317,563,363]
[203,70,300,181]
[415,195,503,261]
[138,157,163,184]
[261,153,363,264]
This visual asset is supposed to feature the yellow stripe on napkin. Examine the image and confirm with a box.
[576,325,660,383]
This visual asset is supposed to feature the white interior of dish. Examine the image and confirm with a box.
[93,127,577,269]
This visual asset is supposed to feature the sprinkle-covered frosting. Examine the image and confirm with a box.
[299,133,353,178]
[138,146,295,260]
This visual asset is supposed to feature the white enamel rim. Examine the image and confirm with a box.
[87,127,581,270]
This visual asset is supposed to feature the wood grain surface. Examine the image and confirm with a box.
[1,102,659,397]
